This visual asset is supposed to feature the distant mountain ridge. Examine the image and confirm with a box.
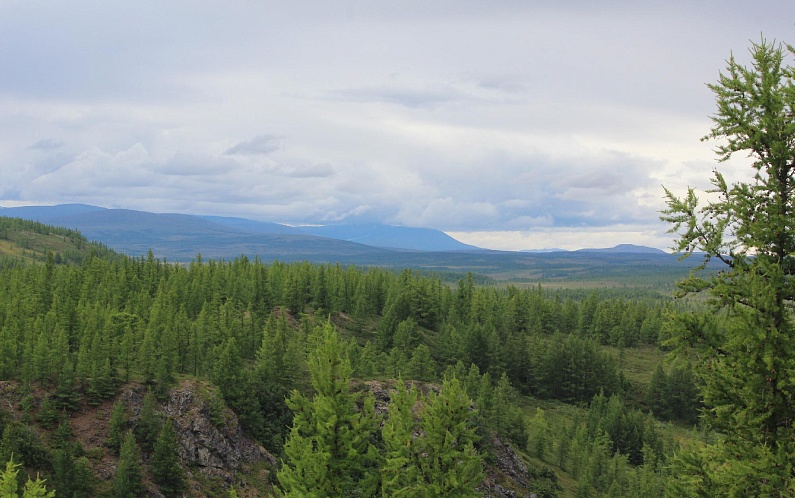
[0,204,478,257]
[0,204,699,285]
[576,243,667,255]
[0,204,669,258]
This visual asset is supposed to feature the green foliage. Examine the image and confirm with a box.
[0,422,50,472]
[541,333,622,403]
[107,400,127,455]
[646,361,700,424]
[151,421,186,498]
[51,449,94,498]
[111,431,144,498]
[212,337,264,436]
[277,323,382,497]
[382,379,483,497]
[0,222,698,496]
[662,37,795,495]
[135,389,161,453]
[1,455,56,498]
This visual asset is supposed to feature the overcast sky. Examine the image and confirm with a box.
[1,1,793,250]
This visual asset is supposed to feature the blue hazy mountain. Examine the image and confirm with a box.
[0,204,478,257]
[575,244,668,254]
[0,203,699,283]
[293,224,479,251]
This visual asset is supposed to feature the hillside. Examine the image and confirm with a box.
[0,216,115,265]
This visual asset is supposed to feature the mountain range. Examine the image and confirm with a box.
[0,204,688,283]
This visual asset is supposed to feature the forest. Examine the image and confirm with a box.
[0,215,700,497]
[2,37,794,498]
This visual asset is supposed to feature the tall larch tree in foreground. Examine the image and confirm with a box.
[661,38,795,496]
[277,323,382,497]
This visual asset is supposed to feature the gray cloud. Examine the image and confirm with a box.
[327,86,462,109]
[28,139,64,151]
[225,135,282,156]
[1,1,792,250]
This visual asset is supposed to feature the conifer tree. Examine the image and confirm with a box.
[150,421,186,498]
[662,37,795,495]
[136,388,161,453]
[107,400,127,455]
[52,449,94,498]
[381,381,422,496]
[3,468,55,498]
[111,431,144,498]
[382,379,483,497]
[417,378,483,496]
[277,323,382,497]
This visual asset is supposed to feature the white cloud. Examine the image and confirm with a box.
[0,1,791,249]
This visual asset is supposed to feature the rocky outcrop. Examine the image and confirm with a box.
[122,382,276,480]
[480,434,537,498]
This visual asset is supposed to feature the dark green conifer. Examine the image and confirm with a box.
[111,431,144,498]
[150,422,186,498]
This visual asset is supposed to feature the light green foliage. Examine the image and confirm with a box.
[381,382,421,496]
[277,323,382,497]
[2,455,56,498]
[0,457,19,497]
[383,379,483,497]
[662,38,795,495]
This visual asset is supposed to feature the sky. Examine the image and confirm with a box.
[1,1,793,251]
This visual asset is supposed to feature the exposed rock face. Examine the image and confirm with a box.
[167,385,276,474]
[480,434,537,498]
[123,382,275,479]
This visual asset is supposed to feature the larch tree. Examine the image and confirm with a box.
[277,323,382,498]
[661,38,795,495]
[111,431,144,498]
[150,421,186,498]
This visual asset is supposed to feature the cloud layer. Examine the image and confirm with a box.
[1,1,792,250]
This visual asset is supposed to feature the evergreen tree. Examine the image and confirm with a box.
[381,381,422,496]
[52,449,94,498]
[150,422,186,498]
[277,323,382,497]
[662,38,795,495]
[111,431,144,498]
[416,378,483,496]
[382,379,483,497]
[0,457,21,497]
[107,400,127,455]
[135,389,160,453]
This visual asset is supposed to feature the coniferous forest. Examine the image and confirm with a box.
[1,37,794,497]
[0,215,698,497]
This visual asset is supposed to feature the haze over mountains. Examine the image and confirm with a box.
[0,203,668,266]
